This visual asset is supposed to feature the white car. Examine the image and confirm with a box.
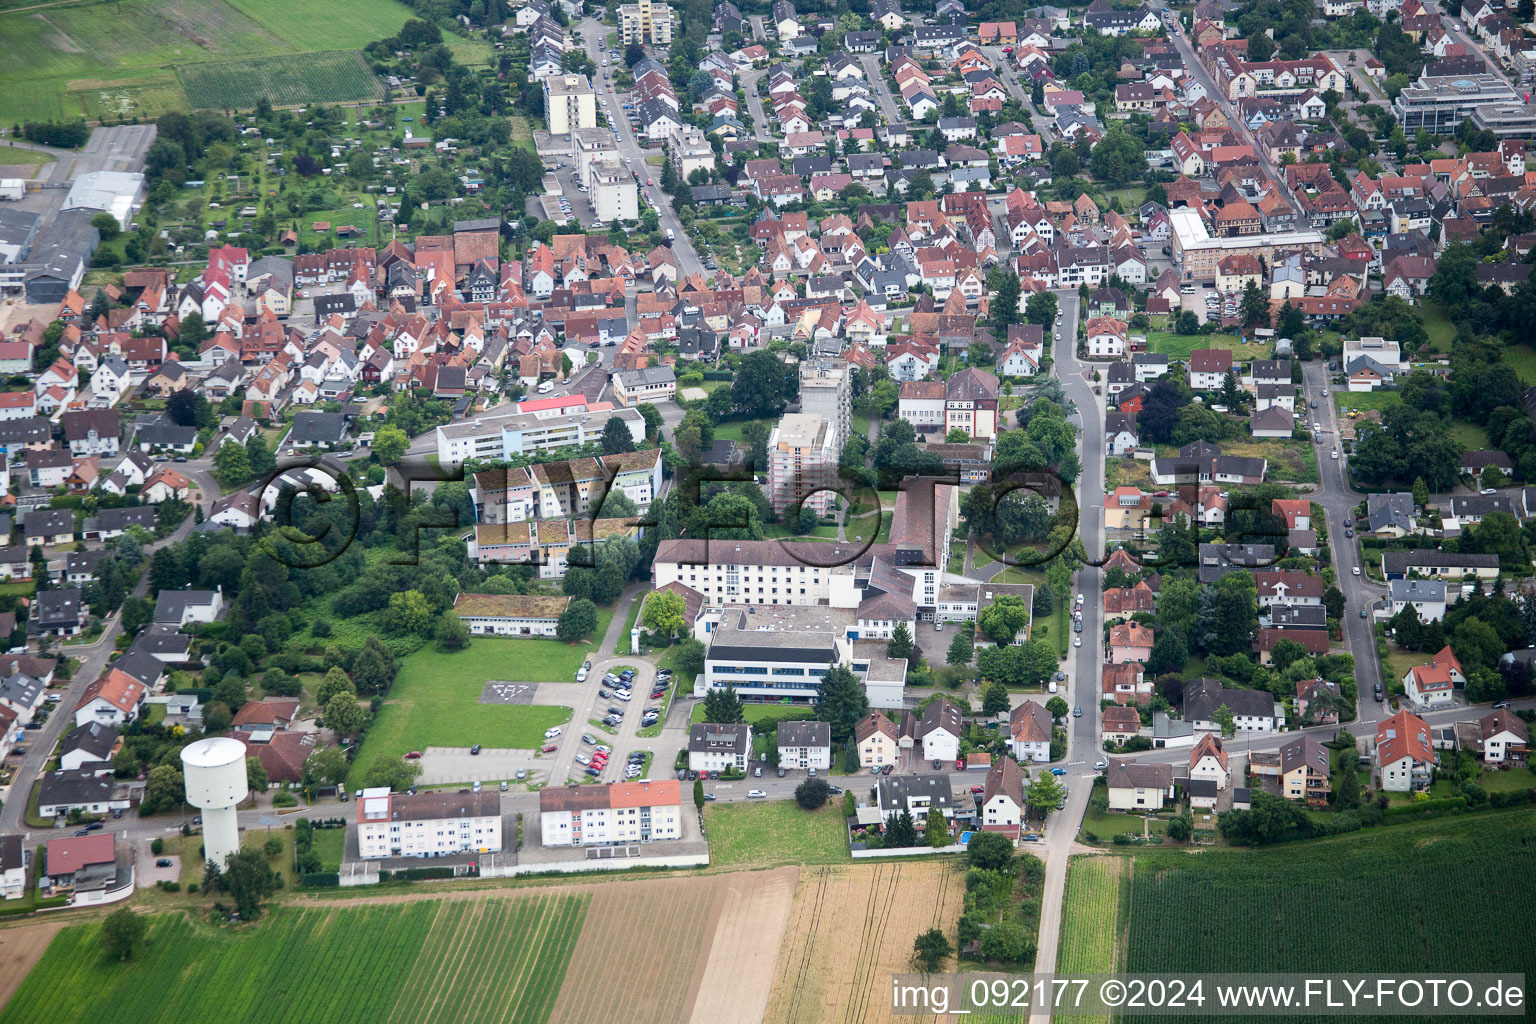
[1073,636,1082,647]
[575,668,588,682]
[1322,388,1330,396]
[1331,451,1339,460]
[747,789,767,799]
[615,691,632,701]
[544,727,562,739]
[1481,487,1498,495]
[1352,566,1361,576]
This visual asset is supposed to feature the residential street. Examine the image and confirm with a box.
[578,17,704,280]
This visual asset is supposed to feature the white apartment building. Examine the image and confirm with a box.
[688,723,753,773]
[767,413,838,515]
[538,781,684,847]
[619,0,674,44]
[356,789,503,859]
[472,449,663,524]
[544,75,597,135]
[670,125,716,179]
[589,160,638,223]
[653,538,863,607]
[799,359,853,451]
[435,402,646,465]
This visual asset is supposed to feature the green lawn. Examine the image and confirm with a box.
[1476,765,1536,793]
[1503,345,1536,385]
[690,702,816,724]
[1450,420,1490,451]
[1420,300,1457,353]
[704,800,848,868]
[1082,806,1167,841]
[1335,390,1402,413]
[1146,332,1270,362]
[310,826,346,871]
[345,632,614,788]
[712,418,766,442]
[0,145,54,170]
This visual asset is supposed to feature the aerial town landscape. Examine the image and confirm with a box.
[0,0,1532,1020]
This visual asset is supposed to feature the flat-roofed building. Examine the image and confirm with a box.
[1169,206,1324,282]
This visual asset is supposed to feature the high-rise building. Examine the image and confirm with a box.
[767,413,837,515]
[799,359,852,451]
[619,0,675,46]
[542,75,597,135]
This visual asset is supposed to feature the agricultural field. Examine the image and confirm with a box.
[2,892,587,1024]
[1106,811,1536,1022]
[1056,857,1127,974]
[345,636,599,788]
[179,51,383,111]
[0,0,447,123]
[764,861,965,1024]
[549,868,799,1024]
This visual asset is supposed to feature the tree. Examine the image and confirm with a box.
[100,907,148,962]
[1323,586,1346,623]
[1336,755,1360,809]
[923,806,951,846]
[982,681,1011,716]
[642,590,686,638]
[600,416,635,455]
[323,691,368,738]
[701,683,745,724]
[966,830,1014,870]
[946,624,975,666]
[1212,703,1236,737]
[1429,242,1479,311]
[1147,628,1188,677]
[912,927,953,972]
[1045,695,1070,721]
[1165,813,1193,842]
[141,764,185,815]
[302,747,350,788]
[1026,773,1066,814]
[796,777,831,809]
[1239,280,1270,331]
[213,442,252,486]
[979,920,1033,964]
[1089,129,1148,185]
[361,755,422,791]
[886,622,914,661]
[815,663,869,741]
[221,847,277,921]
[978,595,1029,644]
[991,271,1021,332]
[315,666,355,708]
[382,589,433,636]
[372,426,408,464]
[730,350,799,418]
[435,612,470,651]
[693,778,705,810]
[245,756,267,794]
[1025,291,1058,326]
[556,598,598,642]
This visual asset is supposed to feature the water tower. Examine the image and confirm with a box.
[180,736,248,868]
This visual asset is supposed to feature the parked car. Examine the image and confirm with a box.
[703,793,717,801]
[777,767,787,778]
[1094,761,1108,772]
[1374,683,1385,702]
[156,858,173,867]
[404,751,422,759]
[1074,636,1082,647]
[516,767,528,780]
[575,754,591,765]
[500,780,509,791]
[747,789,766,799]
[597,688,611,699]
[541,743,558,753]
[582,734,597,745]
[753,766,763,777]
[544,727,562,739]
[470,744,482,755]
[575,668,588,682]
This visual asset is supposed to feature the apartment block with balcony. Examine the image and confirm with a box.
[767,413,838,515]
[543,75,597,135]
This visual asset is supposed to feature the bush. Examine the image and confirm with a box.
[150,838,164,855]
[156,880,181,892]
[300,872,340,888]
[272,791,298,807]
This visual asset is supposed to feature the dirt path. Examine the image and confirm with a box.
[688,868,800,1024]
[0,919,64,1011]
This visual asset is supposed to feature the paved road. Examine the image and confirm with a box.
[739,68,774,143]
[579,18,703,280]
[0,474,212,837]
[1028,291,1099,1015]
[1303,361,1387,729]
[1157,5,1304,221]
[859,55,902,124]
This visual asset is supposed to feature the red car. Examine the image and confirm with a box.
[591,754,609,764]
[404,751,422,759]
[541,743,558,753]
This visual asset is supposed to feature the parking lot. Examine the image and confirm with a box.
[416,746,546,786]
